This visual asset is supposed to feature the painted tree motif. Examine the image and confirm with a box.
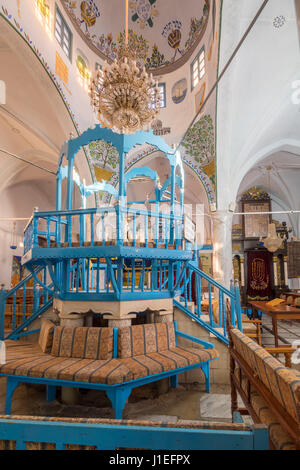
[88,140,119,170]
[181,115,215,165]
[117,29,149,65]
[146,44,167,68]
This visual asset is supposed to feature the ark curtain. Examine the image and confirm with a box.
[247,250,272,300]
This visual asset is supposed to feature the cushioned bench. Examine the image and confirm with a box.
[228,326,300,450]
[0,320,219,419]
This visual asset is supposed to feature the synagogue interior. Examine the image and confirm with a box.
[0,0,300,453]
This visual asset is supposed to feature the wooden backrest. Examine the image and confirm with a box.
[229,327,300,425]
[117,322,176,359]
[51,326,114,360]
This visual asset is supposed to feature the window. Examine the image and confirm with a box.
[157,83,166,108]
[191,48,205,90]
[55,6,72,60]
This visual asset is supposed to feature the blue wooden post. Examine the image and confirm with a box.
[117,151,126,246]
[33,210,39,248]
[66,159,74,211]
[170,163,176,244]
[235,281,243,332]
[0,284,6,340]
[56,170,62,211]
[230,280,236,328]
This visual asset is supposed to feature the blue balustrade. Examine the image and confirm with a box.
[174,262,243,345]
[23,206,185,256]
[0,266,54,341]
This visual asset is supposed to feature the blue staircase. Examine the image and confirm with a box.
[0,265,54,341]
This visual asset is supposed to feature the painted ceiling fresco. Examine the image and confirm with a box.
[62,0,210,73]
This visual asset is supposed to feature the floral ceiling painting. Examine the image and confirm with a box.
[62,0,210,73]
[180,114,216,204]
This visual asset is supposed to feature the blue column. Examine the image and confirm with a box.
[56,171,62,211]
[66,157,74,211]
[170,163,176,244]
[0,285,6,340]
[117,151,126,246]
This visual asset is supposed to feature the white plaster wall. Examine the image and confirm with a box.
[217,0,300,211]
[0,179,56,288]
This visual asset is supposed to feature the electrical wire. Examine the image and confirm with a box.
[0,148,56,175]
[176,0,270,152]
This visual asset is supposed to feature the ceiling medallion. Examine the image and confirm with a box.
[90,0,161,134]
[273,15,286,28]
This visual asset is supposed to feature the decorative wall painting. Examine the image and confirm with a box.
[171,78,187,104]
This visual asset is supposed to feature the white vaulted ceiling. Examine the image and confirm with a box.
[0,16,93,202]
[217,0,300,212]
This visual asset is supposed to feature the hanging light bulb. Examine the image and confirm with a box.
[10,221,17,250]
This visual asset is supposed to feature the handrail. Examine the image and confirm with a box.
[174,262,242,344]
[186,262,234,298]
[0,265,54,340]
[3,266,46,299]
[23,215,33,233]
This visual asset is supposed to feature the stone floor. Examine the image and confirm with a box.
[260,315,300,371]
[2,382,245,425]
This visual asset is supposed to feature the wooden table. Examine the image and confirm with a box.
[249,301,300,347]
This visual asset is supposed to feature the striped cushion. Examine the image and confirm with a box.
[118,322,176,359]
[51,327,114,360]
[38,320,55,353]
[120,346,219,379]
[234,366,296,450]
[231,328,300,423]
[0,354,133,385]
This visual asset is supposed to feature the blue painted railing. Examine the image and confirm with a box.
[174,263,243,345]
[0,416,269,450]
[24,206,184,255]
[0,266,54,341]
[47,257,181,302]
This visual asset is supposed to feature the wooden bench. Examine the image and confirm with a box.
[228,325,300,450]
[0,320,219,419]
[0,414,269,450]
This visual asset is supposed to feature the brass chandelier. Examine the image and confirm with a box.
[89,0,161,134]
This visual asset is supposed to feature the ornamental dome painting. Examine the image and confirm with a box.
[62,0,210,73]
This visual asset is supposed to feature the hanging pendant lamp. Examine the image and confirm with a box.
[89,0,161,134]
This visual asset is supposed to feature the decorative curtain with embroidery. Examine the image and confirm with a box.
[247,250,272,300]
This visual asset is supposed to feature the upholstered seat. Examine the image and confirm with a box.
[233,366,296,450]
[120,347,219,380]
[0,355,134,385]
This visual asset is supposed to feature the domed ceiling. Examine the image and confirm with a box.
[62,0,210,74]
